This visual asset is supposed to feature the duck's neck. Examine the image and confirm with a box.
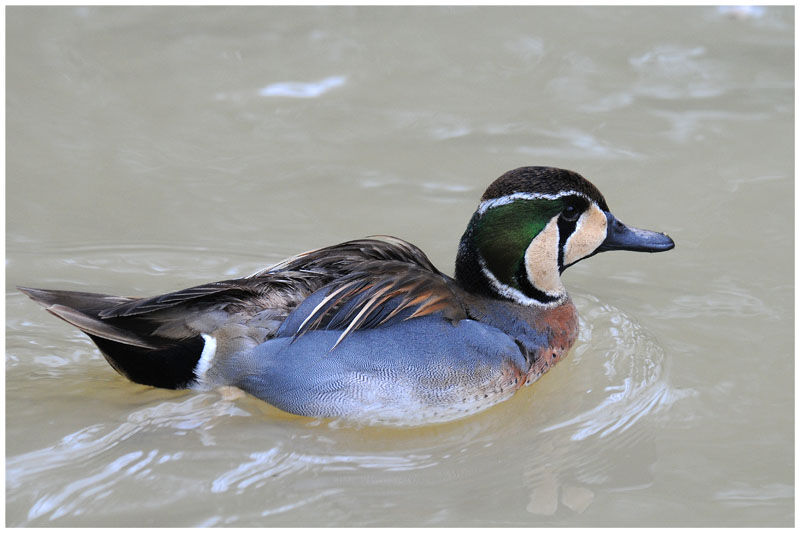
[461,286,579,381]
[454,212,565,308]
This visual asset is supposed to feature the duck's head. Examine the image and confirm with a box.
[455,166,675,307]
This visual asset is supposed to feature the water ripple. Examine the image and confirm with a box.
[258,75,347,99]
[659,275,780,321]
[7,395,250,524]
[211,448,438,495]
[26,450,157,521]
[629,44,725,99]
[541,295,695,442]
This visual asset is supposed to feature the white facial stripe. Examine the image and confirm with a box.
[524,216,566,298]
[563,203,608,267]
[477,190,591,215]
[477,255,563,308]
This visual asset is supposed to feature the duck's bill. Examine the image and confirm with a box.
[597,212,675,253]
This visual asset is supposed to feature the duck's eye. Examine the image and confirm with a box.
[562,204,581,222]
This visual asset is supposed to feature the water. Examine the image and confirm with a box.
[6,6,793,526]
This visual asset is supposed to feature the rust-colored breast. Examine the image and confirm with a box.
[523,298,579,386]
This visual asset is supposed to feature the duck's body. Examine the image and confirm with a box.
[21,167,673,425]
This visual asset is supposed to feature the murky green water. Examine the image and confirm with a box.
[6,6,793,526]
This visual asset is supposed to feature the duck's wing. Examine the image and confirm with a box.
[20,271,320,343]
[20,236,467,388]
[270,237,469,348]
[260,235,441,277]
[95,272,316,320]
[21,236,461,344]
[96,236,446,322]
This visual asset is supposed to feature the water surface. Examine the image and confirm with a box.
[6,6,793,526]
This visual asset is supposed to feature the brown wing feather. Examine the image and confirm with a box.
[250,235,468,343]
[291,259,468,345]
[261,235,441,277]
[22,236,462,348]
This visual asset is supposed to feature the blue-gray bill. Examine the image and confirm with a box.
[597,211,675,253]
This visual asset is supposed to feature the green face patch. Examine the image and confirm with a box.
[473,199,564,288]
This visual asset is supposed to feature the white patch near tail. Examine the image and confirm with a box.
[192,334,217,389]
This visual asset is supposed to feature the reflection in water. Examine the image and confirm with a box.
[520,294,693,516]
[258,75,347,98]
[716,5,765,20]
[214,75,348,103]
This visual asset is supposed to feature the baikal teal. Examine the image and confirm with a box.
[20,166,674,426]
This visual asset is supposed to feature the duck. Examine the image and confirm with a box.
[20,166,674,425]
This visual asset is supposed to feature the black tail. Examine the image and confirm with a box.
[19,287,203,389]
